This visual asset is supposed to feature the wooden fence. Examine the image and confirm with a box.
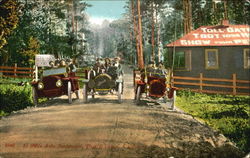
[0,65,90,80]
[133,70,249,96]
[173,73,250,96]
[0,65,33,79]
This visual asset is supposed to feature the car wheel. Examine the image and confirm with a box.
[135,86,141,105]
[68,81,72,104]
[117,82,122,104]
[32,87,38,106]
[83,83,88,103]
[75,90,80,99]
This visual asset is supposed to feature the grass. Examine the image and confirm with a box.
[175,89,250,153]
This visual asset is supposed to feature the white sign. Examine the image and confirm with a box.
[35,55,55,67]
[43,67,67,77]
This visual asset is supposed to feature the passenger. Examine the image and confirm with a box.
[71,58,77,73]
[156,62,167,77]
[105,58,111,70]
[49,61,55,68]
[66,58,71,67]
[55,59,60,67]
[59,59,66,67]
[113,57,123,75]
[94,58,105,74]
[146,61,156,74]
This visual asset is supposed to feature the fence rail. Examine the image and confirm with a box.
[0,65,34,79]
[0,66,90,80]
[173,73,250,96]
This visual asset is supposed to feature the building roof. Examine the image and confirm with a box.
[166,24,250,47]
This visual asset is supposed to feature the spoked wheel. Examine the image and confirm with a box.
[163,96,167,103]
[170,90,176,110]
[117,82,122,104]
[135,86,141,105]
[82,83,88,103]
[75,90,80,99]
[166,89,176,110]
[68,81,72,104]
[32,87,38,106]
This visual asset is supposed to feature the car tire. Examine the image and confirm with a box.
[75,90,80,99]
[135,86,141,105]
[68,81,72,104]
[32,87,38,106]
[83,83,88,103]
[117,82,122,104]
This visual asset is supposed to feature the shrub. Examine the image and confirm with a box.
[175,89,250,152]
[0,83,33,114]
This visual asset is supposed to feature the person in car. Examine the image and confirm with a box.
[155,62,167,77]
[55,59,60,67]
[49,61,55,68]
[105,58,111,70]
[65,58,77,73]
[59,59,66,67]
[146,61,156,74]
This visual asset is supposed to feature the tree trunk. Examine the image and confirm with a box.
[223,0,228,20]
[156,7,161,63]
[137,0,144,69]
[183,0,192,35]
[131,0,140,67]
[151,2,155,62]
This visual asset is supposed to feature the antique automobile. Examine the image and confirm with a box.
[133,66,176,109]
[31,55,80,105]
[82,58,123,103]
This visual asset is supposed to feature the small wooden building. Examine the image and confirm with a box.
[165,21,250,95]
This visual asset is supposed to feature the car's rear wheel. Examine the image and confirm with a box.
[83,83,88,103]
[75,90,80,99]
[117,82,122,103]
[32,87,38,106]
[68,81,72,104]
[135,86,141,105]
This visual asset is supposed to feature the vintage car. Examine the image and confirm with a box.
[133,67,176,109]
[31,55,80,105]
[82,59,123,103]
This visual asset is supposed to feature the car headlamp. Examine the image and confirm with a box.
[56,79,62,87]
[38,82,44,90]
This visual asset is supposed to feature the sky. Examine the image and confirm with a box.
[84,0,127,25]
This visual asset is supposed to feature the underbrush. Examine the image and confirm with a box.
[175,89,250,153]
[0,83,33,116]
[0,82,47,117]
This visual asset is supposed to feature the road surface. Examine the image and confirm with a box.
[0,65,243,158]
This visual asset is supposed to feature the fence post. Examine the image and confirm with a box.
[233,73,236,95]
[199,73,203,92]
[14,63,17,79]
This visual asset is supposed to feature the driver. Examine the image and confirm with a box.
[105,58,111,70]
[146,61,156,74]
[66,59,77,73]
[156,61,167,76]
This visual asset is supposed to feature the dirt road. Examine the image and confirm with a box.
[0,66,244,158]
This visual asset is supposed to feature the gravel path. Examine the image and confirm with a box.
[0,65,244,158]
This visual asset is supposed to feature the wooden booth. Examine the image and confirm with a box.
[166,21,250,95]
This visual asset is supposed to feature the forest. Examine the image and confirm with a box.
[0,0,250,154]
[0,0,249,68]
